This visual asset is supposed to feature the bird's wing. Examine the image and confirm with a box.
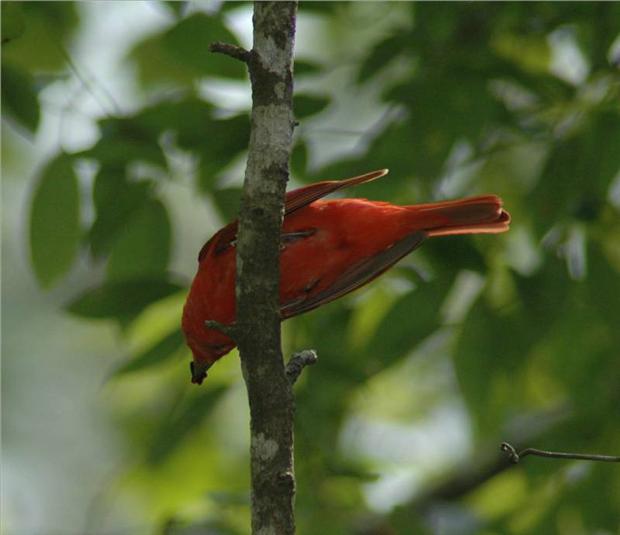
[284,169,389,215]
[198,169,389,262]
[198,220,238,261]
[280,231,426,318]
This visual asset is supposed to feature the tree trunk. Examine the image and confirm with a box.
[235,2,298,534]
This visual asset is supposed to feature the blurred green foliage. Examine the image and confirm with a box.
[29,153,81,287]
[3,2,620,534]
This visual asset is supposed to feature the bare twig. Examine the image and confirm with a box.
[286,349,318,384]
[57,43,120,116]
[501,442,620,464]
[410,408,569,505]
[357,407,574,534]
[204,320,238,339]
[210,41,251,63]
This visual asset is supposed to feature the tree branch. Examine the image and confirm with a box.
[500,442,620,464]
[357,406,572,534]
[411,408,569,509]
[231,2,298,534]
[209,41,251,63]
[204,320,238,339]
[286,349,318,384]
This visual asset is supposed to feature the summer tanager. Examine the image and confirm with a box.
[182,169,510,384]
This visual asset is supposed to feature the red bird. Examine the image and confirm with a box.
[182,169,510,384]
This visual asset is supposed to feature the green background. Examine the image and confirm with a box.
[2,2,619,534]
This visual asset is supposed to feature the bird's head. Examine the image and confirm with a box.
[184,330,235,385]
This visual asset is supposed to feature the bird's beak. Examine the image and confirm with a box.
[190,360,212,385]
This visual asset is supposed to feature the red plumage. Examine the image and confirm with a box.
[182,169,510,384]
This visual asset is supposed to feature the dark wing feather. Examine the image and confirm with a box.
[198,221,238,261]
[198,169,389,262]
[281,231,426,318]
[284,169,389,215]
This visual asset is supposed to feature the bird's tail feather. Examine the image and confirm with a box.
[408,195,510,237]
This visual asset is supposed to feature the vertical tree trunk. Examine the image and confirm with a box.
[235,2,298,534]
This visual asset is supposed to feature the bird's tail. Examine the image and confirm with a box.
[408,195,510,237]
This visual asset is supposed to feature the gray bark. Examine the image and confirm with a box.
[235,2,298,534]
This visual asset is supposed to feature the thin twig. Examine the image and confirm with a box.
[204,320,237,339]
[501,442,620,464]
[57,43,121,116]
[209,42,251,63]
[286,350,318,384]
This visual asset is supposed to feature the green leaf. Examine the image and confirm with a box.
[294,306,364,383]
[311,121,423,199]
[1,3,77,72]
[80,98,219,176]
[426,235,488,277]
[107,199,172,281]
[454,257,570,437]
[587,245,620,338]
[358,34,408,83]
[297,2,341,14]
[584,111,620,202]
[1,2,25,44]
[514,255,570,336]
[129,33,197,88]
[453,299,526,436]
[325,457,379,481]
[294,94,330,119]
[364,279,450,369]
[294,60,322,77]
[78,116,167,167]
[196,114,250,191]
[161,1,189,19]
[384,76,502,179]
[179,109,249,159]
[1,62,40,133]
[134,97,214,150]
[67,279,183,319]
[211,187,242,221]
[30,154,81,288]
[291,140,308,177]
[163,13,246,80]
[112,329,185,377]
[149,385,227,464]
[88,168,154,257]
[207,491,250,506]
[528,111,620,235]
